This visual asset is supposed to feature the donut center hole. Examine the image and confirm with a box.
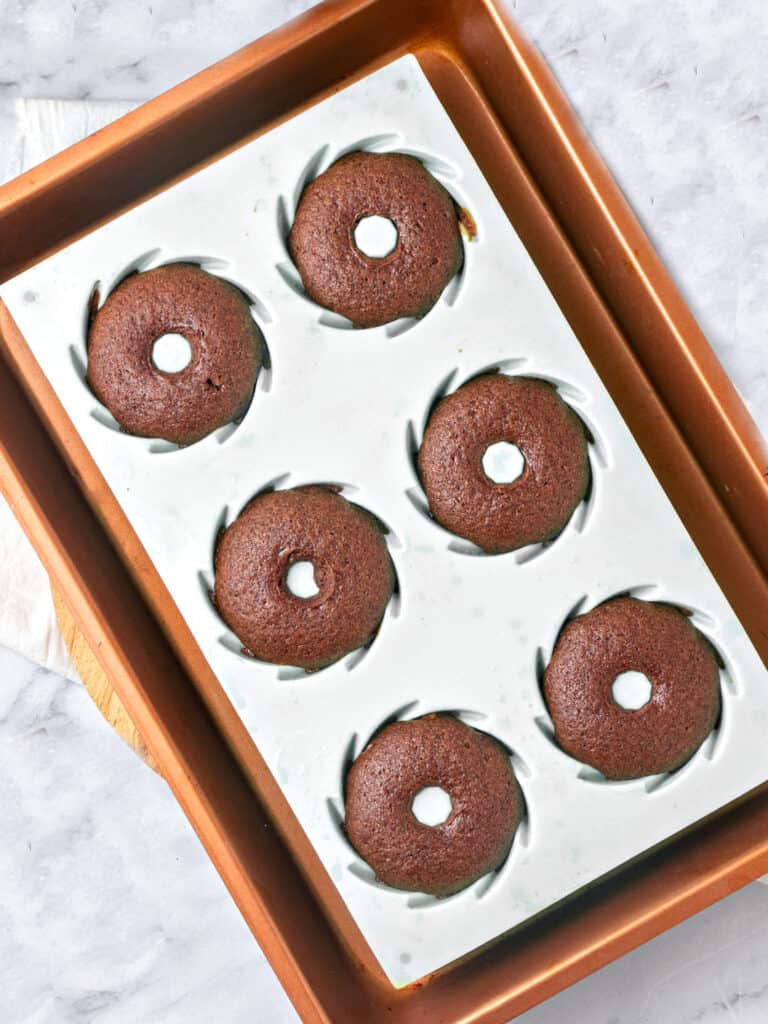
[151,333,192,373]
[285,560,320,600]
[411,786,452,827]
[482,442,525,484]
[354,215,398,258]
[612,671,653,710]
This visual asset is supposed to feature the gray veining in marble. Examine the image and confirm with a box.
[0,647,296,1023]
[0,2,766,1021]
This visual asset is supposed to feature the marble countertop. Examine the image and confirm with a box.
[1,2,766,1021]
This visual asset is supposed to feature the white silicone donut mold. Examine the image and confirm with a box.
[2,57,767,987]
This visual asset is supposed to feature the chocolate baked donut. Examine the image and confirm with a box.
[417,374,589,554]
[87,263,263,445]
[543,597,721,780]
[288,151,463,328]
[213,486,395,671]
[345,714,523,896]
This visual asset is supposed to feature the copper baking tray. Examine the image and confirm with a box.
[1,1,768,1021]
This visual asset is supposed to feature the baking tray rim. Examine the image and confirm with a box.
[1,1,768,1022]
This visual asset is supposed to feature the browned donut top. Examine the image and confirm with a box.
[417,374,589,553]
[87,263,263,445]
[345,714,523,896]
[213,486,395,671]
[543,597,721,780]
[288,151,463,328]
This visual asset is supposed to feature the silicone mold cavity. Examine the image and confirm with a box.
[202,476,401,679]
[76,250,272,453]
[533,584,737,794]
[276,133,473,337]
[331,704,531,908]
[406,361,604,562]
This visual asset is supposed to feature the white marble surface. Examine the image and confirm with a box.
[0,1,766,1021]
